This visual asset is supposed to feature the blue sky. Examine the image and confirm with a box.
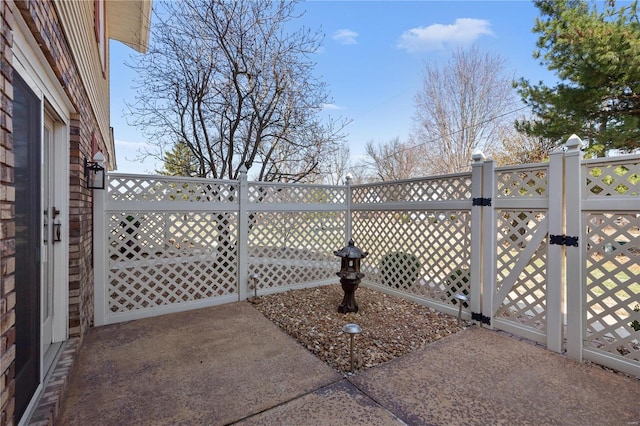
[110,1,556,174]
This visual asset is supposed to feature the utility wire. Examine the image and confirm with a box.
[374,104,530,161]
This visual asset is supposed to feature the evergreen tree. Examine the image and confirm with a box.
[157,141,200,177]
[516,0,640,157]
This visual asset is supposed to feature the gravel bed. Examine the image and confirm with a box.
[249,284,464,374]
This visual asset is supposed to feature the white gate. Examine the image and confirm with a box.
[476,162,562,344]
[474,137,639,375]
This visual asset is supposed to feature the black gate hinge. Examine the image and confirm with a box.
[549,234,579,247]
[471,312,491,325]
[472,197,492,207]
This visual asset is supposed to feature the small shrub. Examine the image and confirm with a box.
[380,252,421,289]
[445,268,470,308]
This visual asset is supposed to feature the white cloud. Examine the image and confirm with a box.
[397,18,493,53]
[332,29,359,45]
[322,103,343,111]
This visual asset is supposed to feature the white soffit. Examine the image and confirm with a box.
[106,0,152,53]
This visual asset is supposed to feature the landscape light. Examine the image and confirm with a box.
[342,323,362,372]
[454,293,469,326]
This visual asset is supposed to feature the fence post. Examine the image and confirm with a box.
[470,152,486,321]
[345,174,352,243]
[93,174,108,326]
[547,148,565,353]
[564,135,584,360]
[238,166,249,301]
[480,158,496,327]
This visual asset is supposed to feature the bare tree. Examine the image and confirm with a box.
[126,0,348,182]
[315,142,350,185]
[363,137,427,181]
[411,46,518,174]
[491,121,557,166]
[345,161,373,185]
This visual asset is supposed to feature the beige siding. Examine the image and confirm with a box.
[55,1,111,160]
[107,0,151,53]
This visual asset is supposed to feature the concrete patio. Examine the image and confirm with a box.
[59,302,639,425]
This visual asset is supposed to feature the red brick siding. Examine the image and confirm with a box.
[1,0,110,424]
[0,1,15,424]
[14,0,108,338]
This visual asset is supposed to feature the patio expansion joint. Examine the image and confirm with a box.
[345,375,410,425]
[225,376,345,425]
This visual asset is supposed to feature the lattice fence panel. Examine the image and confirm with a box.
[109,212,166,257]
[354,210,471,307]
[248,183,345,205]
[352,174,472,204]
[584,213,640,361]
[495,210,547,330]
[585,161,640,197]
[247,211,344,291]
[109,175,237,203]
[496,167,548,197]
[107,211,238,313]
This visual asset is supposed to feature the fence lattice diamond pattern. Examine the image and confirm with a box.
[109,176,237,202]
[352,176,472,203]
[248,184,345,204]
[585,213,639,361]
[107,211,238,313]
[585,161,640,197]
[247,211,344,292]
[496,168,548,197]
[495,210,547,330]
[354,210,471,306]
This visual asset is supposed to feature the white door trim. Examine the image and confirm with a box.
[11,0,72,391]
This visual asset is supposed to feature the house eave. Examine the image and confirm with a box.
[106,0,152,53]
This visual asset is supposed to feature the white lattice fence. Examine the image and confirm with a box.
[92,142,639,376]
[351,174,473,315]
[579,156,640,371]
[584,213,639,362]
[494,210,548,330]
[107,211,239,311]
[95,175,241,324]
[246,182,347,295]
[355,211,472,305]
[247,211,344,294]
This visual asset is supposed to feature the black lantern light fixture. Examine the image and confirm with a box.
[335,239,368,313]
[85,151,106,189]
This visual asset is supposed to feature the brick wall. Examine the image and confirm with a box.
[15,0,106,338]
[1,1,15,424]
[0,0,110,423]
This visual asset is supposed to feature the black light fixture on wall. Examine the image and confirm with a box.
[85,151,106,189]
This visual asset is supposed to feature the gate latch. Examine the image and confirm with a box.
[472,197,492,207]
[550,234,579,247]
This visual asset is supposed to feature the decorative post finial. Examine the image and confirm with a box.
[565,134,583,151]
[471,149,486,162]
